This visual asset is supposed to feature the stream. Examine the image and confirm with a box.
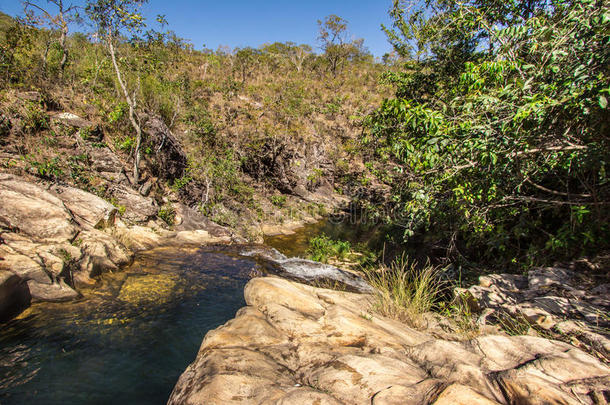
[0,216,453,404]
[0,220,377,405]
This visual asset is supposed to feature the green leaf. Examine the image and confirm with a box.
[599,95,608,109]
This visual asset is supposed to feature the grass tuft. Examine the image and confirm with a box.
[363,255,443,327]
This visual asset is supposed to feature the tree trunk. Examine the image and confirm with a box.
[107,34,142,184]
[59,23,68,79]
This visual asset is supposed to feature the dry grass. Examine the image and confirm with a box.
[363,255,444,328]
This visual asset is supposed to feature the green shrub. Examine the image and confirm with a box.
[307,234,351,263]
[270,194,287,207]
[158,203,176,226]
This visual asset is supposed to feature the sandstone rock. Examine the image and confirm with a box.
[433,384,500,405]
[51,185,117,229]
[27,279,79,302]
[112,222,163,251]
[139,181,152,196]
[467,266,609,359]
[110,185,157,223]
[51,112,102,141]
[77,229,131,284]
[174,203,231,237]
[169,277,610,404]
[88,147,124,180]
[528,266,573,289]
[175,230,231,245]
[0,174,78,242]
[0,241,51,285]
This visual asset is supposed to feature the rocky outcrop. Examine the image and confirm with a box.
[109,184,158,223]
[464,266,610,361]
[168,277,610,404]
[143,115,188,182]
[0,174,233,320]
[51,112,102,141]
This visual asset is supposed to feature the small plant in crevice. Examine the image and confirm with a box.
[270,194,287,208]
[158,203,176,226]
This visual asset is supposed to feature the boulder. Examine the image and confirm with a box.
[174,203,231,237]
[110,185,157,223]
[51,112,102,141]
[143,115,187,181]
[50,185,117,229]
[89,147,124,180]
[0,174,78,243]
[27,279,79,302]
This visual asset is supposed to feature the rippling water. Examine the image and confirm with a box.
[0,246,260,405]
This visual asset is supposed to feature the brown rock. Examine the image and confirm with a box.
[433,384,500,405]
[169,277,610,404]
[0,174,78,243]
[51,185,117,229]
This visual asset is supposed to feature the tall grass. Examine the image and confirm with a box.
[363,255,443,327]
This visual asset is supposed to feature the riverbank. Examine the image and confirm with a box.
[168,276,610,404]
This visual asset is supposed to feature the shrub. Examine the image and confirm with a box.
[158,203,176,226]
[270,194,287,207]
[307,234,351,263]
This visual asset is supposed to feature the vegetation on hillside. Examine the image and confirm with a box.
[1,0,607,269]
[0,4,387,238]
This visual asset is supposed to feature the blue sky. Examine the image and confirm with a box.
[0,0,395,57]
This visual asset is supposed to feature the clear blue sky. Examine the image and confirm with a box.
[0,0,395,57]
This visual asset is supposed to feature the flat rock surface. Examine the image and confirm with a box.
[168,277,610,404]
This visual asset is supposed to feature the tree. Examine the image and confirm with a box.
[367,0,609,267]
[233,47,261,84]
[23,0,83,79]
[86,0,147,183]
[317,14,366,77]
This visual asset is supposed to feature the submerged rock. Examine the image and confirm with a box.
[168,277,609,404]
[117,273,179,306]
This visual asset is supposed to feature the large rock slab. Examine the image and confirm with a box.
[51,185,117,229]
[0,174,77,243]
[169,277,610,404]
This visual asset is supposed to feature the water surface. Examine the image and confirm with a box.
[0,246,259,405]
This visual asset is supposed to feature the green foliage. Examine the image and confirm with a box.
[22,101,49,133]
[270,194,287,207]
[171,175,192,191]
[26,155,63,179]
[367,0,610,267]
[307,234,352,263]
[157,203,175,226]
